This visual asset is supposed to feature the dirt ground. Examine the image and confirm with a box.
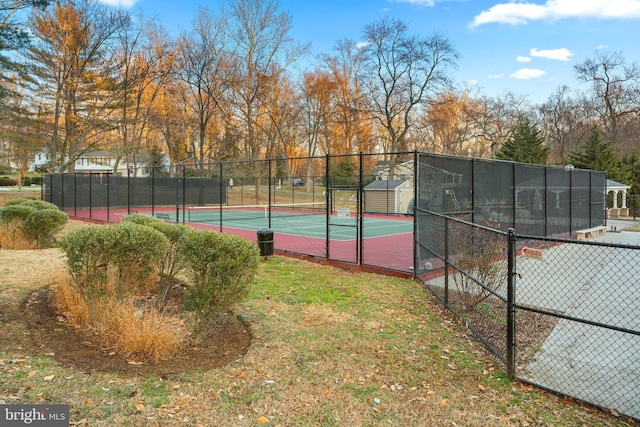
[0,224,252,376]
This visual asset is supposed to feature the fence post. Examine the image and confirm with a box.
[151,166,155,218]
[413,151,418,279]
[220,162,224,232]
[506,228,517,379]
[182,166,186,224]
[106,173,110,222]
[444,216,449,306]
[89,173,93,220]
[325,154,330,260]
[358,152,364,265]
[176,166,181,224]
[268,159,272,229]
[127,168,131,215]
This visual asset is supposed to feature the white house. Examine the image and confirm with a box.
[31,150,170,177]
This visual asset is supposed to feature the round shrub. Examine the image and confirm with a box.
[23,209,69,247]
[121,212,163,227]
[60,226,116,302]
[177,229,260,343]
[22,199,60,211]
[121,213,190,279]
[106,222,171,297]
[3,197,39,207]
[0,177,17,186]
[0,204,38,225]
[61,223,170,303]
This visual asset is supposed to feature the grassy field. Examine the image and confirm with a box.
[0,192,634,426]
[0,225,634,426]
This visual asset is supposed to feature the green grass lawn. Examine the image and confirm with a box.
[0,224,634,426]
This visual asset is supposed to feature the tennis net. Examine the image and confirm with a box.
[187,202,327,223]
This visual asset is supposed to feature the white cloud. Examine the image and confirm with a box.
[470,0,640,28]
[596,44,608,49]
[97,0,138,8]
[355,41,370,49]
[517,56,532,62]
[530,48,574,61]
[488,73,505,79]
[392,0,437,6]
[510,68,547,79]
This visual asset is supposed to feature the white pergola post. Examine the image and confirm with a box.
[622,190,628,209]
[611,190,619,208]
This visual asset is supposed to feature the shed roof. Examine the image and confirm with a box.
[364,179,409,190]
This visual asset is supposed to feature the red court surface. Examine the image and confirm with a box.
[66,208,415,275]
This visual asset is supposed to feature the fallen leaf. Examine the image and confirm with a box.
[28,371,36,377]
[257,416,269,423]
[43,375,54,381]
[135,402,145,410]
[478,385,486,391]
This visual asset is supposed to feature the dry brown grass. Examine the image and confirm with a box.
[53,281,90,327]
[54,285,182,363]
[0,224,37,250]
[93,297,182,363]
[0,188,41,205]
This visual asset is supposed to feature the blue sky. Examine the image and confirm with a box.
[99,0,640,105]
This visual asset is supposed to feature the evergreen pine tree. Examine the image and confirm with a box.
[568,126,622,179]
[495,119,550,165]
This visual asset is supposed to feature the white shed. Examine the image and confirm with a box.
[364,179,413,214]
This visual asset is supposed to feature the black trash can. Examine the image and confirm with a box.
[256,228,274,257]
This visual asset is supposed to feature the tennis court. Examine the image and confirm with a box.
[173,202,413,241]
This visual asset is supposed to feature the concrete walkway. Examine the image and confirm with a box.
[520,219,640,419]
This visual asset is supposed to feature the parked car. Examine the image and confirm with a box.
[291,178,305,187]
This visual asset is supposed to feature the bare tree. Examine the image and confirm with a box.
[538,86,591,165]
[111,17,171,174]
[321,38,370,155]
[574,49,640,150]
[174,7,229,168]
[414,86,482,156]
[223,0,309,160]
[262,71,301,178]
[468,92,532,158]
[360,17,457,174]
[222,0,308,197]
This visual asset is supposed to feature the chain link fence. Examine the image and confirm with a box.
[514,233,640,420]
[415,207,640,421]
[43,153,417,272]
[42,151,639,419]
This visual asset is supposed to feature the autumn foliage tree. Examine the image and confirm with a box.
[27,0,129,172]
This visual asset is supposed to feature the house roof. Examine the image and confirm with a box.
[364,179,409,190]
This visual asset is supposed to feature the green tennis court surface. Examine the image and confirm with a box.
[158,205,413,241]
